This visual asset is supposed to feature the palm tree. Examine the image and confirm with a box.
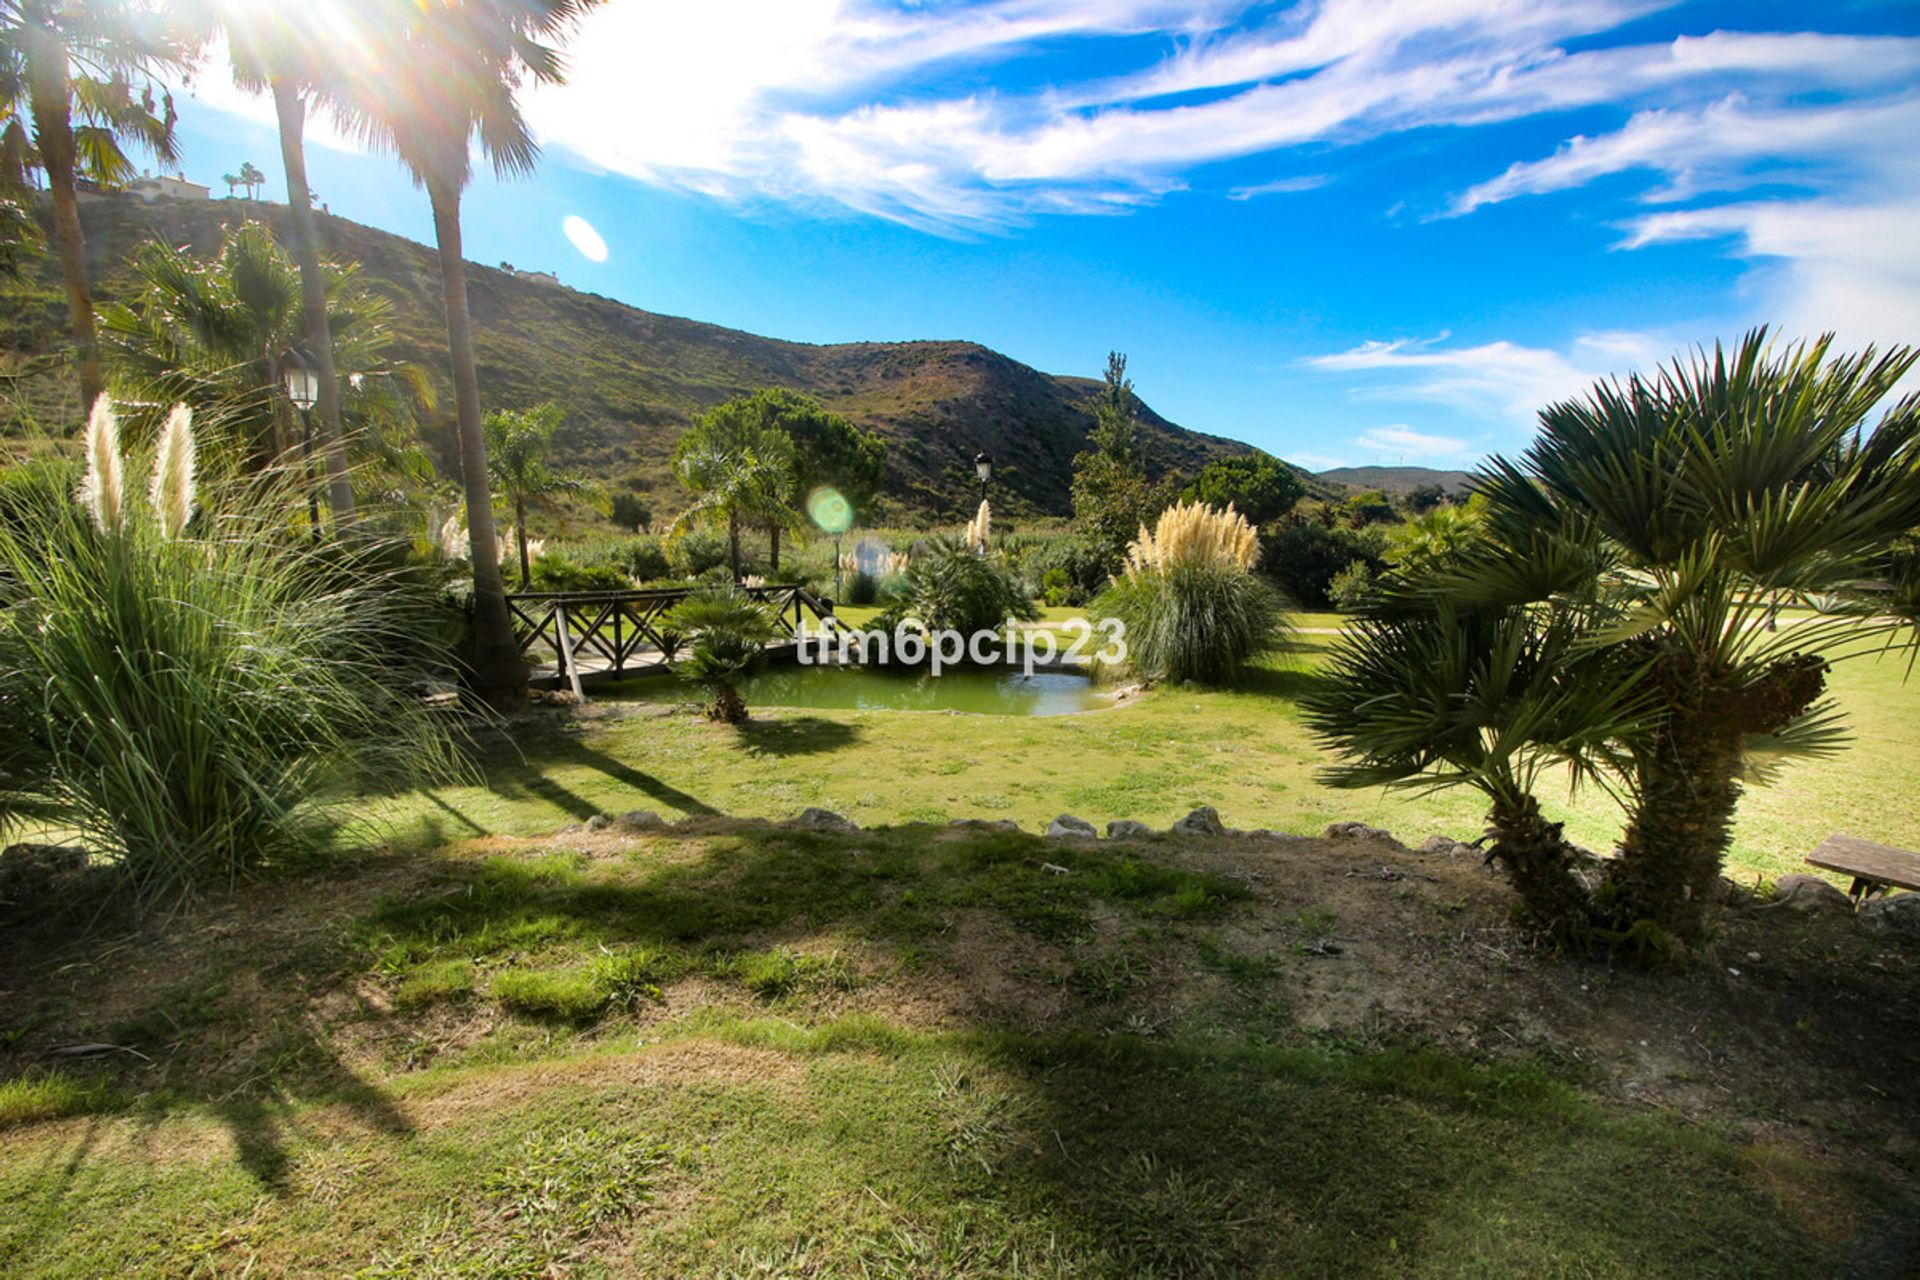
[99,219,430,505]
[1,0,187,415]
[236,158,263,199]
[221,169,238,197]
[483,402,594,585]
[667,412,799,580]
[1313,331,1920,952]
[659,587,777,723]
[198,1,359,527]
[338,0,594,707]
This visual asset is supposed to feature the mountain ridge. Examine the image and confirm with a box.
[2,195,1269,518]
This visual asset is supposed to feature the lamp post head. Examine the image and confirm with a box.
[279,347,319,411]
[974,451,994,484]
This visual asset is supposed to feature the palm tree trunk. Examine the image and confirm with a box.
[24,33,100,415]
[515,493,531,586]
[1609,724,1743,950]
[271,79,356,528]
[770,524,781,575]
[428,176,525,709]
[1485,793,1593,941]
[728,512,741,580]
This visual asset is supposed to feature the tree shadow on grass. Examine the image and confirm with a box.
[736,716,863,759]
[478,732,721,822]
[210,1029,412,1194]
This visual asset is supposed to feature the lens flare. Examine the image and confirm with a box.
[807,486,854,534]
[562,215,609,263]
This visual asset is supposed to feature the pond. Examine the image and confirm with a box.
[615,663,1105,716]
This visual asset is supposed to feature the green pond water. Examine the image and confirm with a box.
[616,664,1103,716]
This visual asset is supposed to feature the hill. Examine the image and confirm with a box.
[1,195,1259,518]
[1315,465,1477,495]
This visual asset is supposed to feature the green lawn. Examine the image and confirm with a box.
[393,628,1920,884]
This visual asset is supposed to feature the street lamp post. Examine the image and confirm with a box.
[280,347,322,538]
[974,451,994,507]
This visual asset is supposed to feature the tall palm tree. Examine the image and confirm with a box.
[1313,331,1920,953]
[236,157,263,198]
[483,402,594,585]
[202,0,357,526]
[339,0,594,706]
[1,0,187,415]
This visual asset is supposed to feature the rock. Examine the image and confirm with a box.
[1326,821,1394,842]
[1860,893,1920,937]
[583,814,612,832]
[612,810,666,832]
[791,807,858,833]
[1773,874,1853,916]
[1711,875,1758,907]
[1047,815,1097,839]
[1418,835,1475,858]
[1172,807,1226,837]
[1106,820,1154,840]
[949,818,1021,832]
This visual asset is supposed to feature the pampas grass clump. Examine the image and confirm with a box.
[1096,500,1281,685]
[0,400,464,911]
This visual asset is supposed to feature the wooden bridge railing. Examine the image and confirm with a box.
[506,583,838,684]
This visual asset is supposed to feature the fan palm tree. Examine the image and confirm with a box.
[236,157,263,198]
[659,587,777,723]
[1,0,188,415]
[335,0,595,707]
[1314,331,1920,951]
[99,219,431,511]
[667,409,800,580]
[483,402,595,585]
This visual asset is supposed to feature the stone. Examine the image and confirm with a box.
[613,810,667,832]
[1326,821,1394,842]
[1172,807,1226,837]
[1047,815,1098,839]
[1773,874,1853,916]
[950,818,1021,832]
[791,807,858,833]
[1860,893,1920,937]
[1106,820,1154,840]
[1417,834,1474,858]
[583,814,612,832]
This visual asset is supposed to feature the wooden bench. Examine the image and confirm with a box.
[1806,834,1920,901]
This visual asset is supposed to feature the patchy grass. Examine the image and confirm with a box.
[0,1070,122,1129]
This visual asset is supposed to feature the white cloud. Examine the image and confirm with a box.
[1354,424,1468,458]
[1305,330,1666,422]
[1227,175,1330,200]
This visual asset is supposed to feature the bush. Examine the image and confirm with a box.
[1327,559,1376,611]
[527,552,632,592]
[667,529,738,578]
[0,408,463,911]
[843,568,881,606]
[660,587,778,722]
[608,491,651,531]
[1041,567,1072,607]
[1094,502,1282,684]
[1261,523,1388,608]
[877,536,1039,638]
[1017,534,1114,604]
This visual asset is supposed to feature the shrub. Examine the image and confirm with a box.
[660,587,778,722]
[877,535,1039,638]
[1327,559,1376,611]
[843,568,881,606]
[1093,501,1282,684]
[1260,522,1388,608]
[527,552,631,592]
[667,528,738,578]
[1041,567,1072,607]
[1017,534,1112,604]
[0,402,464,911]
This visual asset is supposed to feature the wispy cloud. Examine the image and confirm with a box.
[1304,331,1667,423]
[1226,174,1330,200]
[1354,424,1468,458]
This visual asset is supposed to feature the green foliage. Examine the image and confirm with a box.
[661,587,779,722]
[1094,562,1283,685]
[1087,350,1141,468]
[1384,499,1487,574]
[879,536,1040,638]
[1341,489,1397,526]
[1072,352,1180,566]
[1015,534,1112,605]
[1326,559,1375,611]
[608,490,651,530]
[485,401,596,584]
[729,387,888,515]
[843,568,881,606]
[0,1069,123,1129]
[1182,453,1305,525]
[526,551,630,592]
[99,220,431,476]
[1260,522,1388,608]
[0,470,465,911]
[669,398,802,577]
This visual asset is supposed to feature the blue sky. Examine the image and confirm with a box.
[172,0,1920,472]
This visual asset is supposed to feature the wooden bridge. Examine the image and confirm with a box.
[508,583,840,688]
